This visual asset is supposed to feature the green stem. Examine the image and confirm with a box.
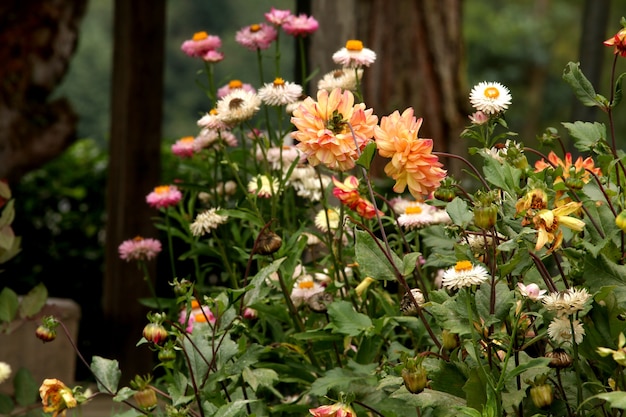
[164,207,177,279]
[139,260,162,310]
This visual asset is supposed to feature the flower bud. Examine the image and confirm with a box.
[255,230,282,255]
[473,204,498,229]
[442,329,459,351]
[134,387,158,410]
[158,346,177,363]
[530,384,553,408]
[402,366,428,394]
[434,187,456,202]
[143,323,168,345]
[243,307,258,319]
[545,348,572,369]
[35,316,59,343]
[616,210,626,233]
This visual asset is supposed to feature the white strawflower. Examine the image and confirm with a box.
[318,68,363,92]
[441,260,489,290]
[469,81,512,114]
[258,78,303,106]
[315,208,341,232]
[216,89,262,125]
[190,208,228,236]
[0,362,11,384]
[332,39,376,68]
[548,316,585,345]
[542,287,590,317]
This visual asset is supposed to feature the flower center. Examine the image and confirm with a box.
[405,206,423,215]
[454,260,473,272]
[229,97,245,110]
[190,300,200,309]
[484,87,500,99]
[210,108,218,115]
[299,281,315,289]
[154,185,170,195]
[250,24,261,33]
[273,77,285,87]
[194,313,209,322]
[133,236,144,241]
[180,136,195,143]
[326,110,347,134]
[192,31,208,41]
[333,70,345,78]
[228,80,243,89]
[346,39,364,51]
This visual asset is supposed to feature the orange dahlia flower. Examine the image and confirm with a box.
[291,88,377,171]
[374,108,446,198]
[534,151,601,185]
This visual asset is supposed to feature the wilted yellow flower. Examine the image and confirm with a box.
[39,379,77,417]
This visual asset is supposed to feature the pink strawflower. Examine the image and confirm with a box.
[283,14,319,37]
[171,136,197,158]
[181,31,222,58]
[179,300,215,333]
[264,7,293,26]
[235,23,277,51]
[146,185,182,209]
[118,236,162,261]
[217,79,256,99]
[202,50,224,63]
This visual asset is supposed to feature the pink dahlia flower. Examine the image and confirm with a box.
[291,88,377,171]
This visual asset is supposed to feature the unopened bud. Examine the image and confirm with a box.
[134,387,158,410]
[402,366,428,394]
[35,316,59,343]
[442,329,459,351]
[616,210,626,233]
[255,230,282,255]
[530,384,553,408]
[143,322,168,345]
[473,204,498,229]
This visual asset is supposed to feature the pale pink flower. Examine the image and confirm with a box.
[517,283,547,301]
[181,32,222,58]
[179,300,215,333]
[283,14,319,37]
[197,109,228,130]
[217,79,256,99]
[291,88,378,171]
[332,40,376,68]
[235,23,277,51]
[202,50,224,63]
[171,136,197,158]
[146,185,182,209]
[118,236,162,261]
[264,7,293,26]
[468,111,489,125]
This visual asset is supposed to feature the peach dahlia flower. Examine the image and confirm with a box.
[291,88,377,171]
[374,108,446,198]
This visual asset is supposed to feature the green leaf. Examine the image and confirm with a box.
[112,387,136,402]
[355,230,402,281]
[0,225,15,251]
[244,257,285,305]
[446,197,473,227]
[168,371,194,406]
[475,281,514,328]
[19,283,48,319]
[0,200,15,229]
[355,141,377,170]
[561,121,606,153]
[90,356,121,394]
[242,367,278,392]
[291,330,343,342]
[562,62,605,108]
[613,72,626,108]
[590,391,626,409]
[326,300,373,337]
[584,253,626,309]
[389,387,466,413]
[482,157,521,197]
[0,287,19,323]
[14,368,38,406]
[309,362,377,396]
[504,357,551,381]
[0,394,13,414]
[212,400,255,417]
[402,252,421,276]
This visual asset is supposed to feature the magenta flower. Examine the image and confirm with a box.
[235,23,277,51]
[264,7,292,26]
[146,185,182,209]
[171,136,197,158]
[181,31,222,58]
[283,14,319,37]
[118,236,162,261]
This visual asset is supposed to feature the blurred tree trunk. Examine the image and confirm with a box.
[103,0,165,381]
[0,0,87,181]
[309,0,467,179]
[571,0,611,123]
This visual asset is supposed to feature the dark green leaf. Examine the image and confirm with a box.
[355,141,377,170]
[326,300,373,337]
[562,62,604,108]
[0,394,13,414]
[0,287,19,323]
[14,368,38,406]
[90,356,121,394]
[355,230,402,281]
[613,72,626,108]
[482,157,522,197]
[309,363,377,396]
[212,400,255,417]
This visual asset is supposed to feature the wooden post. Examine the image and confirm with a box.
[103,0,165,380]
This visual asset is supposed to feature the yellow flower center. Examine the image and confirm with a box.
[194,313,208,322]
[229,79,243,89]
[299,281,315,289]
[192,31,208,41]
[405,206,423,215]
[210,108,218,115]
[346,39,364,51]
[484,87,500,99]
[190,300,200,309]
[250,24,261,32]
[154,185,170,194]
[454,260,473,272]
[180,136,195,143]
[273,77,285,86]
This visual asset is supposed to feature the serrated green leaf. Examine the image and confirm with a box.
[355,230,402,281]
[446,197,473,227]
[584,253,626,309]
[561,121,606,153]
[19,283,48,319]
[0,287,19,323]
[326,300,373,337]
[244,257,284,305]
[90,356,121,394]
[482,157,521,197]
[14,368,38,406]
[168,371,194,406]
[355,141,377,170]
[563,62,604,108]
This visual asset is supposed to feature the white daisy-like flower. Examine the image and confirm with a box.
[469,81,512,114]
[441,260,490,290]
[315,208,341,232]
[291,276,325,307]
[289,168,330,201]
[0,362,11,384]
[248,174,280,198]
[542,287,590,317]
[517,282,547,301]
[332,39,377,68]
[397,203,438,229]
[259,145,304,171]
[216,89,262,125]
[190,208,229,236]
[547,316,585,345]
[258,77,303,106]
[317,68,363,92]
